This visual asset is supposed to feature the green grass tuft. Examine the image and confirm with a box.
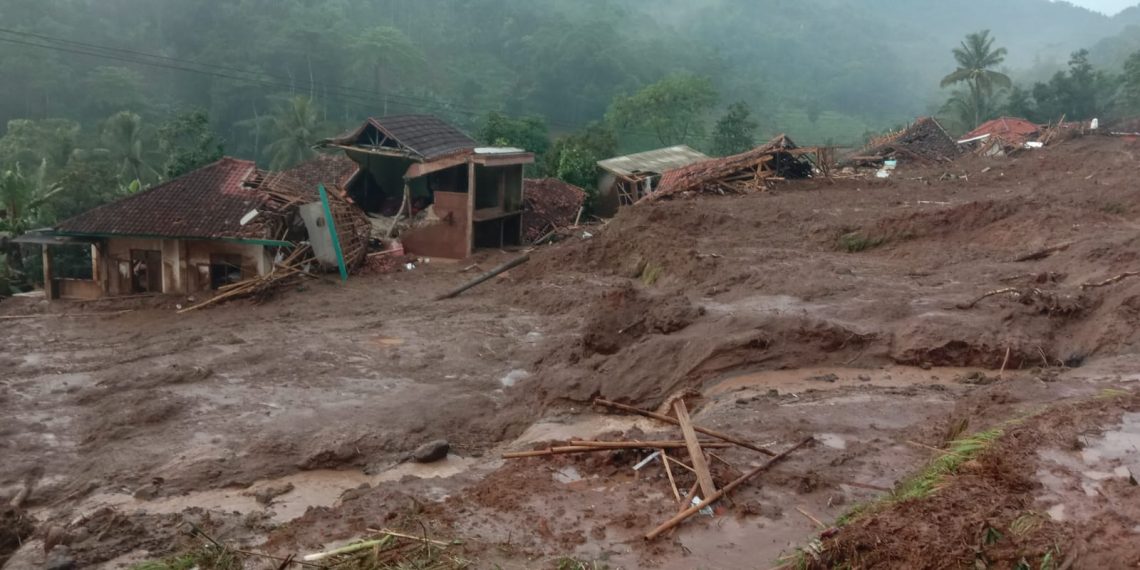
[838,232,886,253]
[891,428,1003,501]
[640,261,664,285]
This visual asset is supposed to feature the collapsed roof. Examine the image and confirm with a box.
[644,135,819,202]
[281,153,360,190]
[324,114,477,162]
[848,116,959,164]
[54,157,271,242]
[959,117,1040,146]
[522,178,587,242]
[597,145,709,178]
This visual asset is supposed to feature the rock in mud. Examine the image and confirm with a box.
[44,545,75,570]
[252,482,294,505]
[412,439,450,463]
[808,373,839,383]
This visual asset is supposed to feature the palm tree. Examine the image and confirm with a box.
[940,30,1012,128]
[102,111,161,185]
[265,95,321,170]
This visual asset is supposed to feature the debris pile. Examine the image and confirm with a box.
[503,397,812,540]
[177,245,315,313]
[522,178,587,242]
[644,135,826,202]
[847,116,959,166]
[253,171,372,269]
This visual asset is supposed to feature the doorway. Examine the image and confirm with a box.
[209,254,244,289]
[129,249,162,293]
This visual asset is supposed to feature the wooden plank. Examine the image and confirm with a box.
[673,400,717,501]
[645,437,814,540]
[593,398,776,456]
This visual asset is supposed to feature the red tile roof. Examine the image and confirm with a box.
[281,154,359,190]
[962,117,1039,144]
[55,157,267,240]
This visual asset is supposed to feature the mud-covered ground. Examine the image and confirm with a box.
[3,135,1140,568]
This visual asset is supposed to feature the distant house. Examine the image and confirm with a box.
[958,117,1040,146]
[595,145,709,216]
[24,158,291,300]
[846,117,959,166]
[322,114,535,259]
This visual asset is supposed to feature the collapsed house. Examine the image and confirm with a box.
[321,115,534,259]
[956,117,1041,156]
[643,135,827,202]
[522,178,587,242]
[845,116,959,166]
[21,157,368,301]
[595,145,709,215]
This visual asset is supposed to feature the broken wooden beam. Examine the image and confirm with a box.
[594,398,776,456]
[674,400,718,501]
[644,436,814,540]
[503,440,728,459]
[435,254,530,301]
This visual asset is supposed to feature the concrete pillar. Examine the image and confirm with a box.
[466,159,476,257]
[42,245,54,301]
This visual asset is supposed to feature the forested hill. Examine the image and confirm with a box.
[1,0,1138,159]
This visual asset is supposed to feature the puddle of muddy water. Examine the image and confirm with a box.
[1037,412,1140,522]
[59,455,481,524]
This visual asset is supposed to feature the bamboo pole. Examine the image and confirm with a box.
[594,398,776,456]
[674,400,717,500]
[434,254,530,301]
[645,437,814,540]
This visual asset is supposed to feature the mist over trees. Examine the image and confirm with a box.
[6,0,1140,292]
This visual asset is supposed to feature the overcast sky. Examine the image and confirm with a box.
[1069,0,1137,14]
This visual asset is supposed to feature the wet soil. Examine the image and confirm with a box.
[3,135,1140,567]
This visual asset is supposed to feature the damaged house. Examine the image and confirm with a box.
[322,115,534,259]
[22,156,369,301]
[595,145,709,215]
[24,158,291,300]
[846,116,959,166]
[644,135,825,202]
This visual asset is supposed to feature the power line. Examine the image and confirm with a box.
[0,28,666,139]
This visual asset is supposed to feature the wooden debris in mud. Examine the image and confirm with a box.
[502,440,731,459]
[1081,271,1140,290]
[434,254,530,301]
[177,245,315,313]
[1014,242,1072,262]
[674,400,718,501]
[645,437,815,540]
[594,398,776,456]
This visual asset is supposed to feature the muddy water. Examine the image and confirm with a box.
[1037,412,1140,523]
[56,455,482,524]
[706,364,989,396]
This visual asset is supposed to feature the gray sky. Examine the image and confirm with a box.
[1068,0,1137,14]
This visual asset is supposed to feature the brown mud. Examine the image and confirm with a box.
[2,135,1140,567]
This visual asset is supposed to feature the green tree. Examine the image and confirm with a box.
[0,160,63,286]
[607,73,718,147]
[1122,50,1140,115]
[102,111,162,186]
[84,66,148,116]
[940,30,1012,128]
[545,122,617,190]
[158,110,224,178]
[264,95,321,170]
[710,102,759,156]
[477,112,551,158]
[1004,85,1037,120]
[0,119,79,171]
[352,26,427,115]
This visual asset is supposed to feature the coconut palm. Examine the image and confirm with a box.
[102,111,162,185]
[940,30,1012,128]
[264,95,321,170]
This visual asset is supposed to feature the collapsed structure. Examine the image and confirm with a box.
[522,178,587,242]
[595,145,709,215]
[643,135,827,202]
[20,157,369,301]
[846,116,959,166]
[321,115,534,259]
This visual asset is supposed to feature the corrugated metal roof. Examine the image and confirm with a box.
[597,145,709,178]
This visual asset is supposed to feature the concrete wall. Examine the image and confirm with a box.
[401,191,470,260]
[55,279,103,300]
[184,240,269,293]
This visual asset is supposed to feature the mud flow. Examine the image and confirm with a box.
[4,135,1140,568]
